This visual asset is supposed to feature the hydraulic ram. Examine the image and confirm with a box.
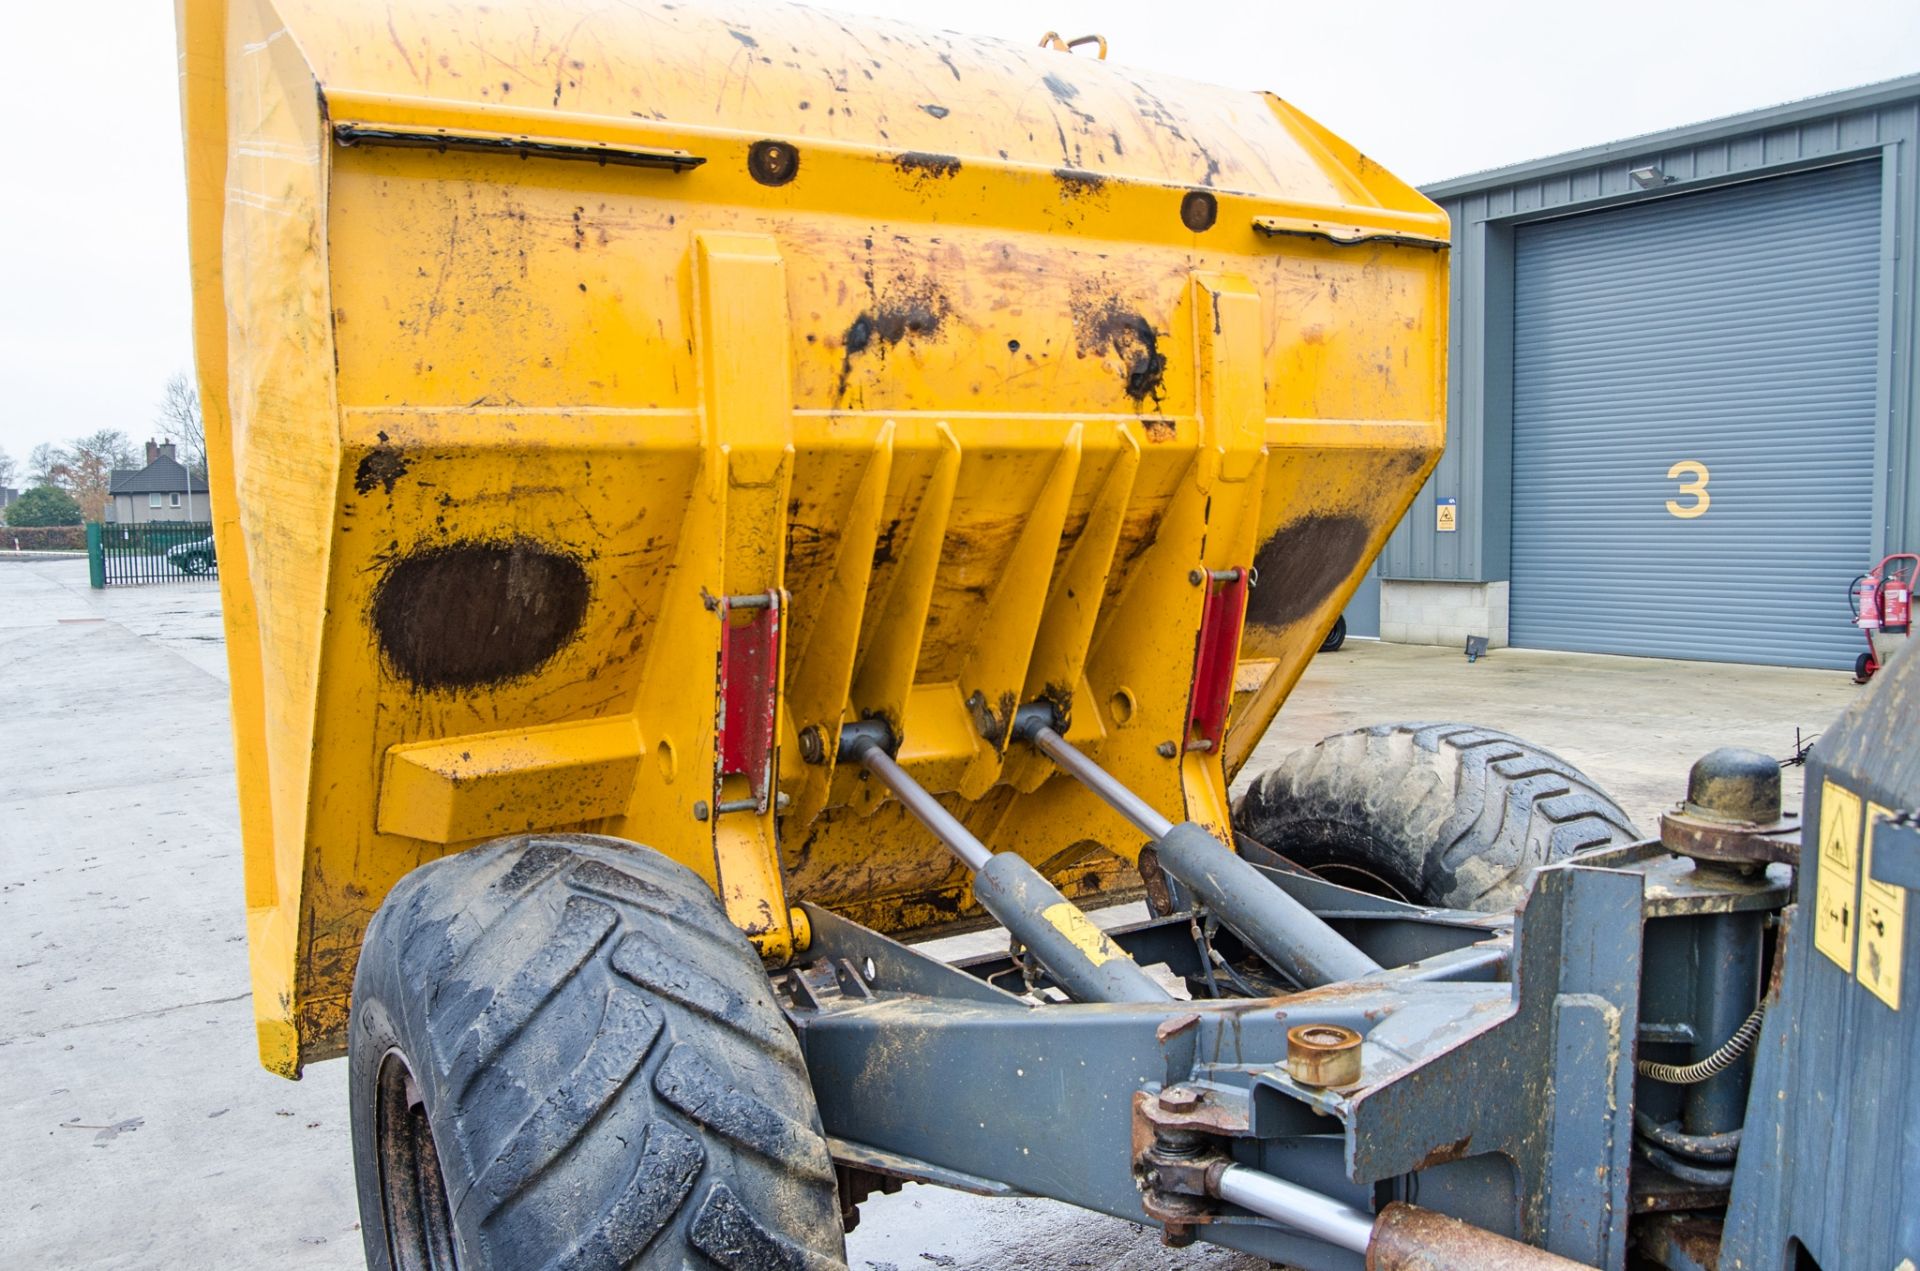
[1015,708,1381,987]
[836,720,1171,1005]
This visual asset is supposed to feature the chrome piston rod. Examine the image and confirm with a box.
[836,721,1170,1005]
[1213,1166,1375,1252]
[1209,1167,1592,1269]
[1017,713,1381,987]
[1025,719,1174,839]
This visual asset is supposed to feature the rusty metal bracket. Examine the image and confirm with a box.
[1132,1088,1238,1246]
[1659,807,1801,867]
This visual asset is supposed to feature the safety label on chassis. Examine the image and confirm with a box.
[1814,778,1907,1011]
[1859,802,1906,1010]
[1814,779,1861,974]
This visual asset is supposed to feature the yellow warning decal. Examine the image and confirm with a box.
[1815,780,1862,972]
[1041,902,1122,967]
[1860,803,1906,1010]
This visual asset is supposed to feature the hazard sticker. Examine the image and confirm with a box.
[1860,803,1906,1010]
[1814,780,1862,972]
[1040,902,1122,967]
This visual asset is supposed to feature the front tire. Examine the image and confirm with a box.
[350,835,846,1271]
[1233,723,1640,911]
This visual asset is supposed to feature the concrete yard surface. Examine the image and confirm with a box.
[0,558,1857,1269]
[1235,636,1853,834]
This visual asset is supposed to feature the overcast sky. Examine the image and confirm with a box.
[0,0,1914,472]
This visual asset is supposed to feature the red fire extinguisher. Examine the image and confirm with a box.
[1856,571,1882,630]
[1852,553,1920,682]
[1885,569,1912,633]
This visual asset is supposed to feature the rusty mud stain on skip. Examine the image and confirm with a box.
[837,278,951,398]
[1246,513,1372,630]
[1052,168,1108,200]
[895,151,961,181]
[371,538,591,691]
[1070,291,1166,408]
[355,432,409,496]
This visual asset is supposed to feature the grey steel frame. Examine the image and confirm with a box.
[779,832,1790,1269]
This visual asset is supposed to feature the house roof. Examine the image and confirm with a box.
[109,455,210,496]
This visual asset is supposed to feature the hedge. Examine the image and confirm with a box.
[3,525,88,552]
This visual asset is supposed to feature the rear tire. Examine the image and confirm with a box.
[1856,651,1875,682]
[1233,723,1640,911]
[1319,614,1348,653]
[350,834,846,1271]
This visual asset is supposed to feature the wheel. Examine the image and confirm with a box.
[176,552,211,575]
[350,834,847,1271]
[1856,651,1875,682]
[1319,614,1348,653]
[1232,723,1641,911]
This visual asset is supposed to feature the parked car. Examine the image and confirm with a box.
[165,536,217,575]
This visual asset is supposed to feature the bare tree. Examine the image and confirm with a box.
[158,372,207,477]
[27,443,60,487]
[76,429,138,471]
[0,447,15,490]
[42,430,137,522]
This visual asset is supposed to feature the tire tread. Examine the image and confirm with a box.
[350,835,846,1271]
[1234,721,1640,910]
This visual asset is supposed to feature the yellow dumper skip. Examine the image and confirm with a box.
[176,0,1448,1076]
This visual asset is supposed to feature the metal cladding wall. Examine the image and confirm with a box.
[1509,161,1881,668]
[1379,75,1920,667]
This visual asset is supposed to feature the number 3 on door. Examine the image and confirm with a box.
[1666,460,1710,519]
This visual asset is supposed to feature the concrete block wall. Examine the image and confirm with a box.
[1380,580,1509,649]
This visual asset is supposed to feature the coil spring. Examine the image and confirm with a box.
[1637,1004,1765,1085]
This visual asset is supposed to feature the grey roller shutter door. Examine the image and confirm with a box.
[1510,160,1880,669]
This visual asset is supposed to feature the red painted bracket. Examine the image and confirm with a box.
[1184,568,1249,755]
[716,590,784,813]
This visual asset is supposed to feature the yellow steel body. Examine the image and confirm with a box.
[177,0,1449,1076]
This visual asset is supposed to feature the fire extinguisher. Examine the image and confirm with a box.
[1855,571,1882,630]
[1885,569,1912,633]
[1851,554,1920,684]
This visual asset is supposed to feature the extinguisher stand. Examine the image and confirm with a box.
[1854,553,1919,681]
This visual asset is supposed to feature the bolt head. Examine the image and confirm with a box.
[1158,1084,1203,1112]
[798,725,826,765]
[1157,740,1179,759]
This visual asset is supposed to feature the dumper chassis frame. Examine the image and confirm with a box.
[777,831,1783,1269]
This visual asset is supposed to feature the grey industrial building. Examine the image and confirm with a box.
[1347,73,1920,670]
